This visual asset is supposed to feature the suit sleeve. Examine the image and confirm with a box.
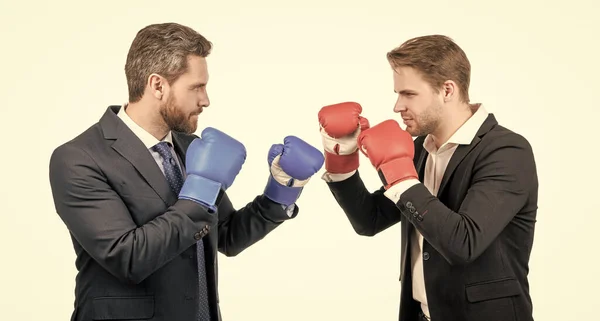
[391,133,537,265]
[216,192,298,257]
[49,143,217,284]
[323,170,402,236]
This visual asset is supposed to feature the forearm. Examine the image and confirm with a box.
[386,182,480,264]
[324,170,401,236]
[217,193,296,257]
[216,134,324,256]
[50,144,217,284]
[386,180,530,266]
[103,200,216,283]
[60,198,217,284]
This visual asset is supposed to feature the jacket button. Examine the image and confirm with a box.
[194,232,201,240]
[423,252,430,260]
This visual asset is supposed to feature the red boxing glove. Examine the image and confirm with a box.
[318,102,370,174]
[357,119,418,189]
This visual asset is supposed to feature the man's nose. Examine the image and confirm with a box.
[393,100,406,113]
[200,95,210,108]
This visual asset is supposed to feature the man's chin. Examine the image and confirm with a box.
[169,122,197,134]
[407,127,426,138]
[404,125,417,137]
[183,121,198,134]
[188,117,199,133]
[182,126,197,134]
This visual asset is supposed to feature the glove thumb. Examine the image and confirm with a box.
[358,116,370,131]
[268,144,284,167]
[357,130,369,158]
[185,138,206,165]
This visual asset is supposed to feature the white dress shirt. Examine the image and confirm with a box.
[322,104,489,318]
[117,103,184,177]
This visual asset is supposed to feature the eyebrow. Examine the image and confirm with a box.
[191,82,207,88]
[395,89,417,94]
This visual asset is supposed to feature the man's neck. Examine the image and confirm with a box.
[430,103,475,149]
[125,101,169,140]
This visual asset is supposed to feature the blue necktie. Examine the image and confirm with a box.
[152,142,211,321]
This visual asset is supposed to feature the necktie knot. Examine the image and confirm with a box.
[153,142,180,167]
[152,141,173,158]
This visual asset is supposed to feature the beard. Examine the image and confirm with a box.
[159,94,198,134]
[406,102,443,137]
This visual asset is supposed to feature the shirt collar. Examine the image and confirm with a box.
[423,103,489,153]
[117,103,174,149]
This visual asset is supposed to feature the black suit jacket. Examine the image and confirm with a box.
[49,105,298,321]
[326,114,538,321]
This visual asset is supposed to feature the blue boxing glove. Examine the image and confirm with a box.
[179,127,247,213]
[263,136,325,206]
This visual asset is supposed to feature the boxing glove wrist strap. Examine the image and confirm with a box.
[263,175,302,207]
[377,158,419,190]
[179,175,222,213]
[324,150,359,174]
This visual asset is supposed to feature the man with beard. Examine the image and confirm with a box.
[49,22,324,321]
[318,35,538,321]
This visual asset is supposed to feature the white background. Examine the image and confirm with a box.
[0,0,597,320]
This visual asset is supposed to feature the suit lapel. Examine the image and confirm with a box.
[415,145,428,181]
[436,140,479,196]
[171,132,190,166]
[437,114,497,196]
[100,106,177,206]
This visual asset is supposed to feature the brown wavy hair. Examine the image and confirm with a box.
[387,35,471,103]
[125,22,213,102]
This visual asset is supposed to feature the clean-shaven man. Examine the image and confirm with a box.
[318,35,538,321]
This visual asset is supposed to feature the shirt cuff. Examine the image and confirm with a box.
[383,179,420,203]
[321,170,356,183]
[282,203,296,217]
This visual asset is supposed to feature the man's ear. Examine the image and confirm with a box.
[148,73,165,100]
[442,80,457,102]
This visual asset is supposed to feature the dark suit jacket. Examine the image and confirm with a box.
[326,114,538,321]
[49,105,298,321]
